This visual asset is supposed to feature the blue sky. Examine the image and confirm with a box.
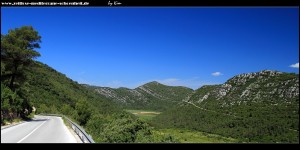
[1,7,299,89]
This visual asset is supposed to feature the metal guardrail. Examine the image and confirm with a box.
[38,113,95,143]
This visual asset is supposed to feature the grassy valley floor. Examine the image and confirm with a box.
[126,109,238,143]
[125,109,161,121]
[153,128,238,143]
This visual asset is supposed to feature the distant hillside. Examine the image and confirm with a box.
[83,81,193,111]
[152,70,299,143]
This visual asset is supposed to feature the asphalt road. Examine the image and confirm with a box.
[1,115,78,143]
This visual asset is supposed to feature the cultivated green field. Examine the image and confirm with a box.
[154,128,239,143]
[126,109,238,143]
[125,109,161,121]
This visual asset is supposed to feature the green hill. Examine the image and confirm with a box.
[83,81,193,111]
[25,61,121,115]
[151,70,299,143]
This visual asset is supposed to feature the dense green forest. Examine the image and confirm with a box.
[151,70,299,143]
[0,26,175,143]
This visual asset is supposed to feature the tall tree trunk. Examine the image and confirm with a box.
[9,74,15,90]
[9,63,18,91]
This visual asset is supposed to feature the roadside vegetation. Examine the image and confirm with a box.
[1,26,41,125]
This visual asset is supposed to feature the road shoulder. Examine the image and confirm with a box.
[1,121,26,130]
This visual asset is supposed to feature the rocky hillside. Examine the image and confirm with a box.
[83,81,193,111]
[186,70,298,108]
[152,70,299,143]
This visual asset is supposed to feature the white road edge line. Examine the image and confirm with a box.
[17,120,47,143]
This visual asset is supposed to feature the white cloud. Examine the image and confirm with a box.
[289,62,299,68]
[78,78,220,90]
[104,80,123,88]
[153,78,218,90]
[211,72,223,76]
[77,78,97,86]
[157,78,180,85]
[79,71,86,75]
[77,79,124,88]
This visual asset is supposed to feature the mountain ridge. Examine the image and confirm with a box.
[83,80,194,111]
[84,69,297,90]
[82,81,194,91]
